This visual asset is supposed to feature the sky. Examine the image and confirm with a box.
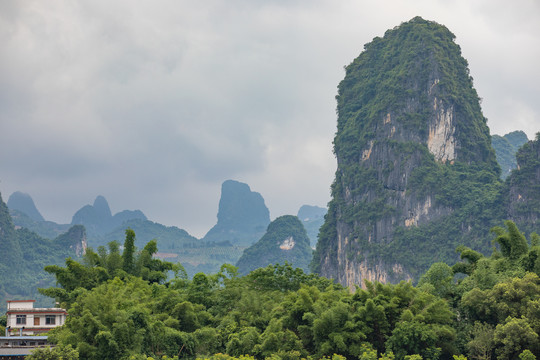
[1,0,539,238]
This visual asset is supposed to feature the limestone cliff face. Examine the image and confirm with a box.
[313,17,499,288]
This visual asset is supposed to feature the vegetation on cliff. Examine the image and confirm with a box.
[505,133,540,234]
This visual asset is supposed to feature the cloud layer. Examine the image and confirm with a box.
[1,0,539,237]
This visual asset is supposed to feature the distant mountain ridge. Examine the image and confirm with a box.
[71,195,147,236]
[98,218,199,250]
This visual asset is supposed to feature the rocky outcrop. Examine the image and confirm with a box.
[428,98,455,163]
[7,191,45,222]
[55,225,87,256]
[313,17,501,288]
[236,215,313,275]
[203,180,270,246]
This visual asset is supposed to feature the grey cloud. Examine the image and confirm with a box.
[0,0,539,236]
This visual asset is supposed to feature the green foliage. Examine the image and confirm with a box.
[27,345,79,360]
[40,230,174,308]
[493,317,538,359]
[123,229,137,274]
[491,220,528,260]
[519,350,537,360]
[505,134,540,236]
[31,222,540,359]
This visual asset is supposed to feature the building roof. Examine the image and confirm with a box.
[7,309,67,314]
[0,336,48,340]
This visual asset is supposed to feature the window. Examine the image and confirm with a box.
[16,315,26,325]
[45,315,56,325]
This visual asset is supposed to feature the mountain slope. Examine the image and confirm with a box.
[0,191,85,305]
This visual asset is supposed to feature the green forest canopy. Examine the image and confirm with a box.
[22,222,540,360]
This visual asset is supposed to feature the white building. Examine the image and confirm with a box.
[5,300,67,336]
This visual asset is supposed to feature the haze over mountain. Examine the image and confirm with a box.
[297,205,327,248]
[492,130,529,179]
[71,195,147,237]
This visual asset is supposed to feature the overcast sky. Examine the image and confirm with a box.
[1,0,539,238]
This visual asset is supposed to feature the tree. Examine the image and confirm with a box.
[491,221,528,260]
[122,229,136,274]
[493,317,538,359]
[467,322,494,360]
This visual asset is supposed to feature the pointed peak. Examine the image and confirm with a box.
[7,191,45,222]
[93,195,112,217]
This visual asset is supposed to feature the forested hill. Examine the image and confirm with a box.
[0,192,85,306]
[236,215,313,275]
[312,17,539,289]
